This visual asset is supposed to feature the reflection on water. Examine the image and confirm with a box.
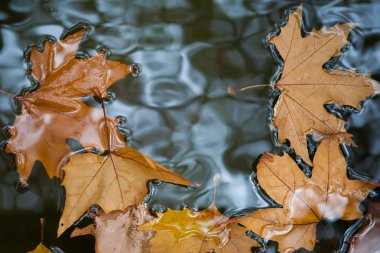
[0,0,379,252]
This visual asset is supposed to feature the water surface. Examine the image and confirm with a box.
[0,1,379,252]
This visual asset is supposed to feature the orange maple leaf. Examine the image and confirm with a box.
[5,23,132,182]
[236,134,378,252]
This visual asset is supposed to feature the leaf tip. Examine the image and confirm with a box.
[261,153,274,163]
[129,63,142,77]
[338,22,357,39]
[295,3,303,12]
[369,78,380,95]
[60,22,93,42]
[292,4,304,21]
[336,132,356,147]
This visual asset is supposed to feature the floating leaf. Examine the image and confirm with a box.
[139,206,257,253]
[28,218,51,253]
[139,174,258,253]
[236,134,378,252]
[72,205,154,253]
[5,23,131,182]
[28,243,51,253]
[58,145,190,236]
[348,202,380,253]
[269,6,379,164]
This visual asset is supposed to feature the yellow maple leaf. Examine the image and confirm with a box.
[139,175,258,253]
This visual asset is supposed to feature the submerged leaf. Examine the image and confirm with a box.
[28,218,50,253]
[5,24,131,181]
[28,243,51,253]
[139,204,258,252]
[348,202,380,253]
[270,6,379,164]
[72,205,155,253]
[236,134,378,252]
[58,145,190,236]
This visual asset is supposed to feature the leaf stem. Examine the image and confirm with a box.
[211,173,220,207]
[100,101,111,151]
[40,218,45,244]
[0,89,16,98]
[227,84,271,94]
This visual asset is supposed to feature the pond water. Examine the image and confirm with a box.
[0,0,379,252]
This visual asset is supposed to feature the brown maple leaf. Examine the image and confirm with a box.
[238,5,379,165]
[236,134,378,252]
[5,23,132,182]
[348,202,380,253]
[139,175,258,253]
[58,145,190,236]
[71,204,155,253]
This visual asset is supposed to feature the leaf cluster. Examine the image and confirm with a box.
[1,5,379,253]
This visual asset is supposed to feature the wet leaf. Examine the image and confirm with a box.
[348,202,380,253]
[5,24,131,182]
[72,205,155,253]
[139,204,258,252]
[28,218,50,253]
[270,6,379,164]
[58,145,190,236]
[236,134,378,252]
[27,243,51,253]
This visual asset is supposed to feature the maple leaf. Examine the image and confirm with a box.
[268,5,379,165]
[27,243,51,253]
[58,145,190,236]
[71,204,155,253]
[348,202,380,253]
[139,174,258,253]
[28,218,51,253]
[139,206,257,253]
[236,134,378,252]
[5,23,132,182]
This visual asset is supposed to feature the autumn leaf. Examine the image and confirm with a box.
[5,23,132,182]
[58,145,190,236]
[268,5,379,165]
[28,218,51,253]
[139,175,258,253]
[28,23,130,99]
[348,202,380,253]
[28,243,51,253]
[236,134,378,252]
[139,207,257,253]
[72,204,155,253]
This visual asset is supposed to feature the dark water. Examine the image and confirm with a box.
[0,0,379,252]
